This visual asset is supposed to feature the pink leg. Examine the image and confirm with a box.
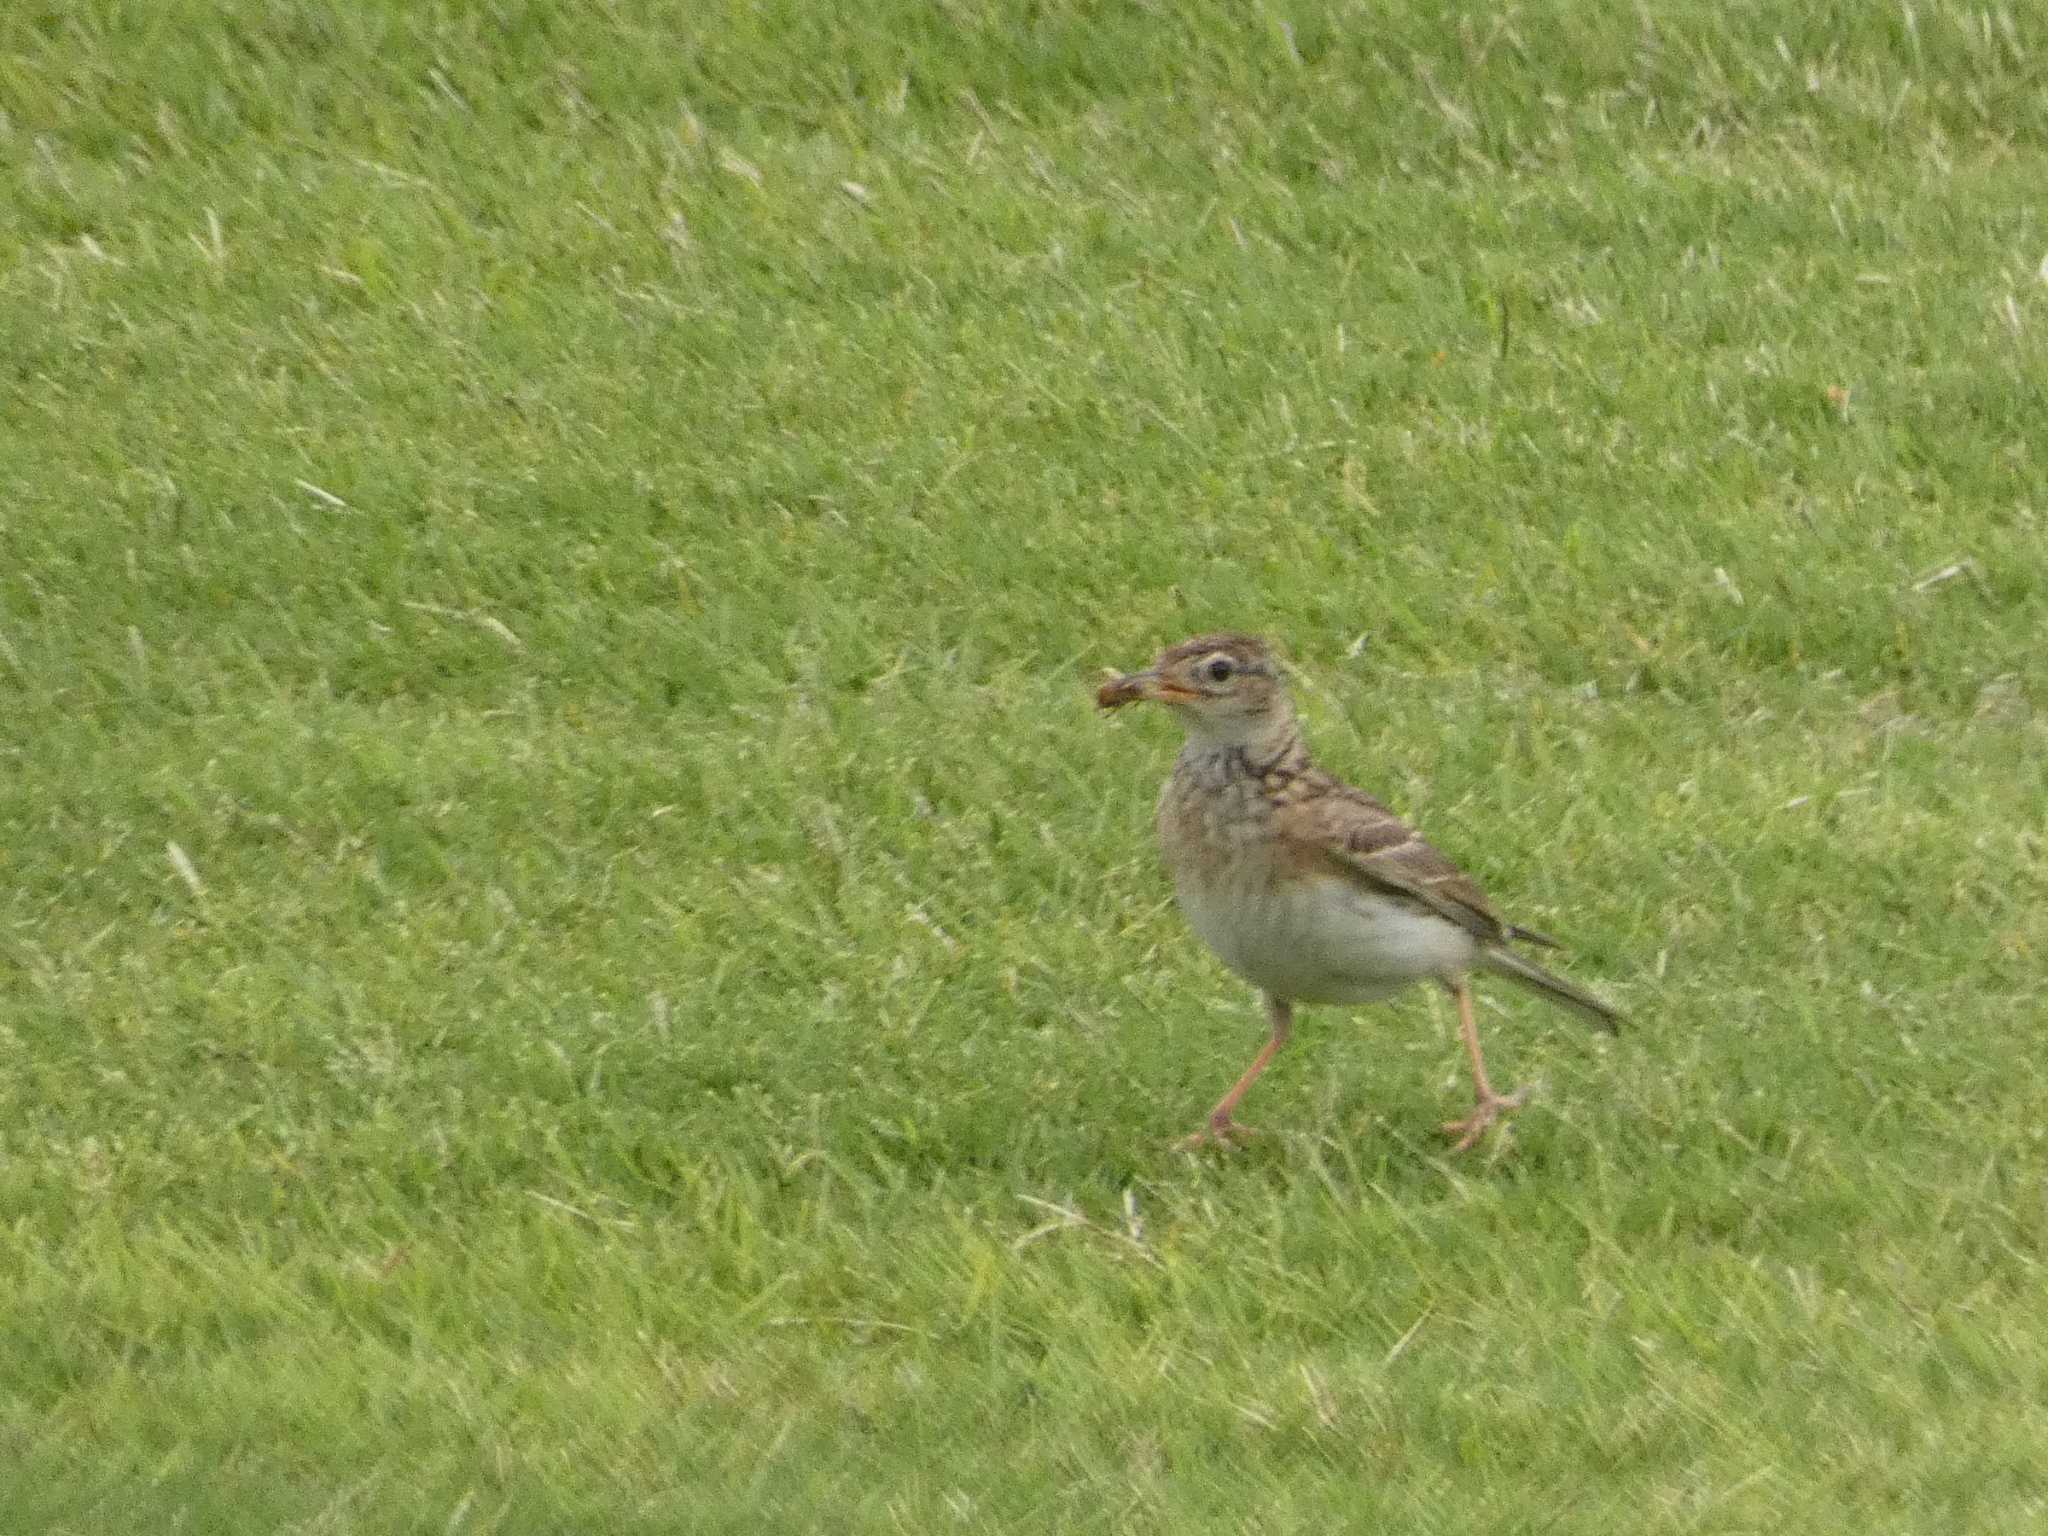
[1183,996,1292,1148]
[1440,978,1528,1152]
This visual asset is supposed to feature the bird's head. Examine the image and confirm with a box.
[1096,632,1293,747]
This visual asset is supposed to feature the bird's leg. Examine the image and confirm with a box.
[1441,977,1528,1153]
[1182,996,1292,1148]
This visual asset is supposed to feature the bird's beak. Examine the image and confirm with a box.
[1096,669,1196,710]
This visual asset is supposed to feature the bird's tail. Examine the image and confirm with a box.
[1480,946,1623,1033]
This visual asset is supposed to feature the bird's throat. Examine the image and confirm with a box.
[1178,711,1306,780]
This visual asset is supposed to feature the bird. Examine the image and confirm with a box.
[1096,631,1621,1152]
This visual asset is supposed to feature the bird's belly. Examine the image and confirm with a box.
[1174,867,1478,1005]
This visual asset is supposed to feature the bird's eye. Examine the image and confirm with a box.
[1204,656,1234,683]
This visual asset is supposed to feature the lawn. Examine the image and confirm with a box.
[4,1,2046,1530]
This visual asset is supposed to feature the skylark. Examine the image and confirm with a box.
[1097,632,1620,1151]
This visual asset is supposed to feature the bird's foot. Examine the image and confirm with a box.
[1441,1087,1530,1153]
[1178,1113,1258,1151]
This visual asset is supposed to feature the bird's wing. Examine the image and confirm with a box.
[1274,775,1510,945]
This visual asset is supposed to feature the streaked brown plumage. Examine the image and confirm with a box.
[1098,632,1620,1150]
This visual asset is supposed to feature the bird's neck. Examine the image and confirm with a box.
[1178,709,1308,780]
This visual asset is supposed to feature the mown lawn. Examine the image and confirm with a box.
[4,2,2046,1530]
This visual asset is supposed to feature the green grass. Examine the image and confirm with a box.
[5,0,2048,1529]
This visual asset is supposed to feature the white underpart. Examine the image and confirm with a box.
[1173,860,1478,1006]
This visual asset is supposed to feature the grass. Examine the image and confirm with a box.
[4,0,2047,1529]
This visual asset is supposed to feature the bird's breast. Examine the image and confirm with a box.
[1158,780,1478,1004]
